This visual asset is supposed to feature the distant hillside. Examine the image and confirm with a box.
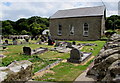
[2,16,49,36]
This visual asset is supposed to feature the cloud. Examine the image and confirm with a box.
[2,2,12,6]
[1,0,120,2]
[1,2,78,21]
[1,1,119,21]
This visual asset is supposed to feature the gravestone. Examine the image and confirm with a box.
[25,39,29,42]
[48,39,54,45]
[23,47,31,55]
[35,36,38,40]
[24,37,29,42]
[13,40,18,45]
[3,46,7,50]
[31,36,34,40]
[41,38,44,42]
[54,41,60,47]
[23,46,48,55]
[5,40,8,45]
[66,42,72,48]
[38,40,42,44]
[12,38,16,41]
[67,48,83,63]
[72,41,76,45]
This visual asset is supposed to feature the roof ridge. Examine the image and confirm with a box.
[50,5,105,19]
[59,5,105,11]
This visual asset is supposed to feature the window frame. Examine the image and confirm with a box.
[83,23,89,37]
[58,24,62,35]
[69,25,74,35]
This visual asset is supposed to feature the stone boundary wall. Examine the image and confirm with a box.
[0,60,32,83]
[87,33,120,82]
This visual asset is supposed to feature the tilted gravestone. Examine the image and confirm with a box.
[67,48,83,63]
[23,47,32,55]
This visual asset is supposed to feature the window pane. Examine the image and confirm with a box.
[69,25,74,35]
[84,31,88,36]
[84,27,88,31]
[83,23,89,36]
[58,24,62,35]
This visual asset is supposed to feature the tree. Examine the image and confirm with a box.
[105,15,120,30]
[2,16,49,35]
[21,30,30,35]
[29,23,42,35]
[2,21,15,35]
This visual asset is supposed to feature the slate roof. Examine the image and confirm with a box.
[50,6,105,19]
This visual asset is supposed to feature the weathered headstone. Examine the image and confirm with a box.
[54,41,60,47]
[48,39,54,45]
[31,36,34,40]
[72,41,76,45]
[66,42,72,48]
[23,47,48,55]
[35,36,38,40]
[41,38,44,42]
[67,48,82,63]
[3,46,7,50]
[38,40,42,44]
[5,40,8,45]
[23,47,32,55]
[25,39,29,42]
[12,38,16,41]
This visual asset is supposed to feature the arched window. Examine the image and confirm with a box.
[69,25,74,35]
[83,23,89,36]
[58,24,62,35]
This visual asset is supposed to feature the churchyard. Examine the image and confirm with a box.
[0,38,106,82]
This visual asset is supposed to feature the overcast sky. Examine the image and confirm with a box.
[1,0,120,21]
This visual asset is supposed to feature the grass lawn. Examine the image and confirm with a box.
[34,61,92,82]
[34,40,106,81]
[1,40,106,81]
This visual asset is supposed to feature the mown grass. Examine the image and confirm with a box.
[34,59,93,82]
[1,43,56,73]
[33,40,106,81]
[1,39,106,81]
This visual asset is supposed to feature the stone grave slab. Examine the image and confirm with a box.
[67,48,92,63]
[23,47,48,55]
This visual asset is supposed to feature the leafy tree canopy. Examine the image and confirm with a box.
[2,16,49,36]
[106,15,120,30]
